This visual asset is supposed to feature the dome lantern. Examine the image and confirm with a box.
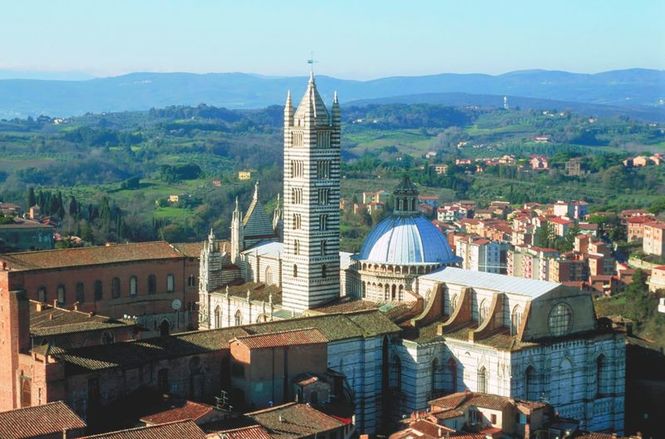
[393,175,419,216]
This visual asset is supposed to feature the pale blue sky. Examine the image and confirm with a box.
[0,0,663,79]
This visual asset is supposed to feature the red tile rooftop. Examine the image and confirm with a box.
[82,420,206,439]
[233,327,328,349]
[0,241,184,270]
[140,400,214,425]
[209,425,272,439]
[0,401,86,439]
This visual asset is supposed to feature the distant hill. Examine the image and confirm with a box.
[347,92,665,122]
[0,69,663,119]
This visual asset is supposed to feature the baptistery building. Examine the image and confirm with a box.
[348,176,460,302]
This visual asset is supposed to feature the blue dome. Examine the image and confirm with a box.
[358,215,458,265]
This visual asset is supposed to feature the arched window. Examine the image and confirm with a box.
[130,276,138,296]
[525,366,537,400]
[511,305,522,335]
[56,285,66,306]
[447,358,458,392]
[157,368,169,393]
[431,359,440,395]
[321,264,327,279]
[148,274,157,295]
[596,354,607,397]
[167,274,175,293]
[399,285,404,301]
[214,305,222,329]
[477,366,487,393]
[234,310,242,326]
[390,356,402,391]
[294,240,300,255]
[75,282,85,303]
[112,277,121,298]
[478,299,488,324]
[94,280,103,301]
[391,284,396,301]
[293,264,298,278]
[256,314,268,323]
[265,266,273,285]
[321,240,327,256]
[548,303,572,336]
[361,281,366,298]
[558,358,573,404]
[38,287,47,303]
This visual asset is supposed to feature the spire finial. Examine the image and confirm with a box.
[253,181,259,201]
[307,52,317,82]
[235,196,239,211]
[333,90,338,104]
[286,89,292,105]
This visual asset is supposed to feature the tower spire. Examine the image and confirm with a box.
[253,181,259,201]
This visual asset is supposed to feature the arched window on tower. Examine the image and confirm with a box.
[293,264,298,278]
[234,310,242,326]
[321,264,327,279]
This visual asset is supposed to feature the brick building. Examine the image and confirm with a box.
[0,241,200,337]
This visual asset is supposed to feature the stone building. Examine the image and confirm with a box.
[388,268,625,433]
[0,219,54,253]
[0,241,200,337]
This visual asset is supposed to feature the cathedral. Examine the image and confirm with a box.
[198,74,625,433]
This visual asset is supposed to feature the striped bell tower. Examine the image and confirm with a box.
[282,73,341,311]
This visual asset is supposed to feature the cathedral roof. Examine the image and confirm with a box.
[293,74,331,126]
[357,215,458,265]
[420,267,560,299]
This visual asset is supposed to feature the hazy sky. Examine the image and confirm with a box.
[1,0,663,79]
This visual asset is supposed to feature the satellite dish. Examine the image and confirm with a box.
[171,299,182,311]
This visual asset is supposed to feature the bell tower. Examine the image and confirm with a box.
[281,73,341,311]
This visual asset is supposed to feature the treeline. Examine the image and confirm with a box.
[28,188,127,244]
[63,127,143,147]
[344,104,475,129]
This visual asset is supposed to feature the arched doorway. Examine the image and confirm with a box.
[159,320,170,336]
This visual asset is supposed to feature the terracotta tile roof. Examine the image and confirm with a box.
[140,400,214,425]
[0,241,183,271]
[247,403,344,439]
[646,221,665,229]
[430,391,512,412]
[209,425,272,439]
[307,297,380,314]
[82,420,206,438]
[54,310,399,373]
[30,301,135,337]
[234,328,327,349]
[0,400,86,438]
[0,218,53,229]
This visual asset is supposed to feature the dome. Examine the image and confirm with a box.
[358,215,458,265]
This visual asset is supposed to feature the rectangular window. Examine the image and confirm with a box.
[57,285,66,306]
[167,274,175,293]
[292,131,303,147]
[318,188,329,205]
[76,282,85,303]
[491,414,497,424]
[317,160,330,179]
[291,160,304,178]
[317,131,330,148]
[292,188,303,204]
[319,214,328,231]
[94,280,103,301]
[293,213,301,230]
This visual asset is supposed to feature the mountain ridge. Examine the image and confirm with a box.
[0,68,663,119]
